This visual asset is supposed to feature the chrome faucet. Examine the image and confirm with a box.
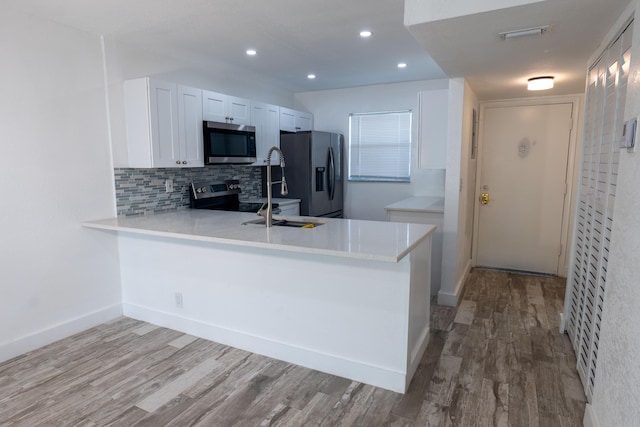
[257,146,288,227]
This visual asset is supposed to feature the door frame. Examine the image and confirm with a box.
[472,95,583,276]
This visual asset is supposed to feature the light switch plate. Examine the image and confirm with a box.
[621,118,637,151]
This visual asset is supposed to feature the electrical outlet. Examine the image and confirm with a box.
[174,292,183,308]
[165,179,174,193]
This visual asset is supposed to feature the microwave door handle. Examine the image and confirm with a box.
[328,147,336,201]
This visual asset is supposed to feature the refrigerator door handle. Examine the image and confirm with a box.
[328,147,336,201]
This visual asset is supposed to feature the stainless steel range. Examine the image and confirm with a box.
[190,180,279,213]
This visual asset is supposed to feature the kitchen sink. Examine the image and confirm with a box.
[241,218,325,228]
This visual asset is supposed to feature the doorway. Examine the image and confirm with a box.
[473,98,580,275]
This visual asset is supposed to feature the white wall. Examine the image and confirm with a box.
[438,79,478,306]
[103,39,296,167]
[295,80,449,220]
[0,9,122,361]
[456,81,479,292]
[587,2,640,426]
[404,0,546,25]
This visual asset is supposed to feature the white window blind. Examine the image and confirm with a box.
[348,110,412,182]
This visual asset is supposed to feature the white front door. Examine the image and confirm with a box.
[475,103,573,274]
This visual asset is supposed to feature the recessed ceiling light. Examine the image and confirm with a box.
[527,76,554,90]
[360,30,372,38]
[397,63,407,69]
[307,74,316,79]
[246,49,257,56]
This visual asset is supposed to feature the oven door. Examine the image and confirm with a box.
[203,121,257,164]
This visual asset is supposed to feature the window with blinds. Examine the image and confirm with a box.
[566,20,632,402]
[348,110,412,182]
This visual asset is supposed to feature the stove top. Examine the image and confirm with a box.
[190,180,279,213]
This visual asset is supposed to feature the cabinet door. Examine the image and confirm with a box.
[149,80,179,167]
[279,107,297,132]
[251,102,268,165]
[227,95,251,125]
[202,90,227,122]
[252,102,280,164]
[265,104,280,162]
[278,203,300,216]
[280,107,313,132]
[177,85,204,167]
[296,112,313,131]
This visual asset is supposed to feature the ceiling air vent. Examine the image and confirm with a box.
[498,25,549,40]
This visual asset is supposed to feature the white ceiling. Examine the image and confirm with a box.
[407,0,633,99]
[6,0,633,99]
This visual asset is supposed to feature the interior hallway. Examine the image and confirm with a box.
[0,269,585,426]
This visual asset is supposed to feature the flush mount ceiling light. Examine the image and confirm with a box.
[499,25,549,40]
[397,63,407,69]
[246,49,257,56]
[307,74,316,79]
[360,30,372,38]
[528,76,554,91]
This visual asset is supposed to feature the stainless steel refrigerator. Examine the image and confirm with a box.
[280,131,344,217]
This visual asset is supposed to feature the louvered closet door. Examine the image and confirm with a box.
[566,21,632,401]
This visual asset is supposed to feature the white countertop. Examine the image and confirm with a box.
[240,197,301,206]
[83,210,435,263]
[384,196,445,214]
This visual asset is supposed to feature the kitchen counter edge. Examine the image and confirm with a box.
[82,210,436,263]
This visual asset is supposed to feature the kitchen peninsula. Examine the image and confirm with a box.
[84,210,435,392]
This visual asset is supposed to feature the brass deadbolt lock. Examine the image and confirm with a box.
[480,192,491,205]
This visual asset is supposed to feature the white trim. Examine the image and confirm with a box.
[123,303,414,393]
[437,258,471,306]
[472,94,583,277]
[406,323,430,385]
[559,312,566,334]
[583,403,600,427]
[0,304,123,364]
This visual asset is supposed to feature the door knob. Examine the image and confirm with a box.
[480,192,491,205]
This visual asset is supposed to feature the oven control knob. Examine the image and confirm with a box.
[201,187,207,193]
[196,188,201,193]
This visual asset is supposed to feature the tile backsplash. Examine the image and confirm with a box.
[114,166,262,216]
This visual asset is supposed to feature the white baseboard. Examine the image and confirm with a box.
[583,403,600,427]
[438,260,472,307]
[123,303,413,393]
[0,304,123,364]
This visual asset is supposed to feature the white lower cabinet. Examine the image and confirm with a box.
[124,78,203,168]
[385,197,444,296]
[251,102,280,165]
[278,201,300,216]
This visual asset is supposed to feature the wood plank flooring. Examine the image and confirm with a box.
[0,269,585,426]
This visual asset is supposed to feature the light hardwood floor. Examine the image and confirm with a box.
[0,269,585,426]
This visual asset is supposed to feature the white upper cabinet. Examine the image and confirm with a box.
[251,102,280,165]
[202,90,251,125]
[124,78,203,168]
[279,107,313,132]
[177,85,204,167]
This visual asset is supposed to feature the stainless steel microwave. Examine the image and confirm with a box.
[203,121,257,165]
